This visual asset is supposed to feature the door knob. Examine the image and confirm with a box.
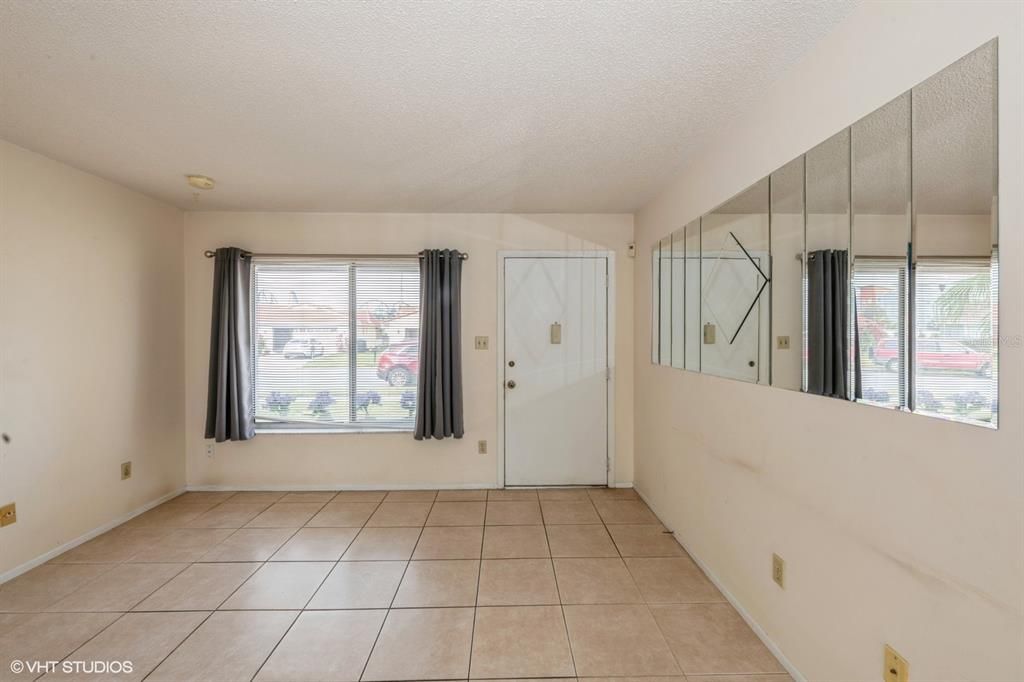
[507,380,517,389]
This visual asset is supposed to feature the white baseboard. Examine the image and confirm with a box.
[187,482,635,491]
[633,485,806,682]
[186,482,500,492]
[0,487,186,586]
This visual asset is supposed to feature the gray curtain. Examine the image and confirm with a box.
[807,249,850,399]
[204,247,256,442]
[415,249,464,440]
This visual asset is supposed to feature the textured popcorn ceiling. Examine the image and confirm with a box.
[0,0,856,212]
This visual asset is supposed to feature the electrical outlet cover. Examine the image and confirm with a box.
[0,502,16,527]
[884,644,909,682]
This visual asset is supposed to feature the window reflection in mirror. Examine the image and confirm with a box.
[770,157,805,391]
[911,40,997,426]
[700,178,770,384]
[851,92,910,410]
[805,129,852,399]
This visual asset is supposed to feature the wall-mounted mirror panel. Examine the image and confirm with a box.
[700,177,770,384]
[770,156,805,392]
[651,244,659,363]
[655,237,672,365]
[911,40,998,425]
[805,129,851,399]
[650,38,998,429]
[659,237,675,368]
[851,92,910,410]
[683,219,701,372]
[670,227,687,369]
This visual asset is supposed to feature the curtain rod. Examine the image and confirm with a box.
[203,250,468,261]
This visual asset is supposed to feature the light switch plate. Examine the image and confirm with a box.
[478,440,488,454]
[777,335,791,350]
[772,553,785,588]
[550,322,562,345]
[884,644,909,682]
[474,336,489,350]
[121,461,132,480]
[703,323,716,344]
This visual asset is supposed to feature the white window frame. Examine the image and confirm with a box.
[853,256,909,410]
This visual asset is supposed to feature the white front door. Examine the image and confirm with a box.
[503,256,609,486]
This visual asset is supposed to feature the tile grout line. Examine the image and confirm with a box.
[142,545,287,677]
[44,560,190,614]
[31,495,277,681]
[272,489,391,679]
[52,493,247,682]
[596,491,687,677]
[247,491,386,681]
[44,608,133,681]
[141,491,335,681]
[542,496,580,681]
[357,490,435,682]
[465,501,486,681]
[139,608,219,681]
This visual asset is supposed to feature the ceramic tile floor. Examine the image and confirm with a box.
[0,488,792,681]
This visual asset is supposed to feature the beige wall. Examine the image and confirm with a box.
[0,141,185,578]
[633,2,1023,680]
[184,211,634,489]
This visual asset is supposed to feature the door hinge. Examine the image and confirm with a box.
[606,367,611,381]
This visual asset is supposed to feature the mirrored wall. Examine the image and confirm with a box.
[651,39,999,428]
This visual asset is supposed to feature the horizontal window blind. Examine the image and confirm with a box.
[913,258,996,425]
[354,263,421,426]
[853,258,906,409]
[253,258,420,431]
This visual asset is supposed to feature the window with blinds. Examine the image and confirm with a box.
[253,258,421,431]
[913,258,997,425]
[853,258,907,409]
